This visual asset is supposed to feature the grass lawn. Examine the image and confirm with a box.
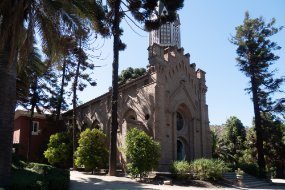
[11,159,69,190]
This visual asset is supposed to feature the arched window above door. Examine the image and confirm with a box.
[176,112,184,131]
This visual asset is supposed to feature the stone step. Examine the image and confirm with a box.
[223,172,272,188]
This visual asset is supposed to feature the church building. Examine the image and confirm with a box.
[64,1,212,171]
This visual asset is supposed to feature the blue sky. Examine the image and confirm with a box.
[78,0,285,127]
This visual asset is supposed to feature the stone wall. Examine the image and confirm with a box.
[63,44,212,171]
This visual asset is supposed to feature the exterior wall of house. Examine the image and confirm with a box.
[63,44,212,172]
[13,111,64,162]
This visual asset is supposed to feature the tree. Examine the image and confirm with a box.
[50,36,77,123]
[230,12,284,176]
[44,132,72,168]
[222,116,246,165]
[75,128,108,174]
[242,127,257,164]
[261,113,285,178]
[118,67,146,84]
[243,114,285,178]
[71,35,97,168]
[211,129,219,158]
[211,129,234,162]
[0,1,108,187]
[106,0,184,176]
[125,128,160,179]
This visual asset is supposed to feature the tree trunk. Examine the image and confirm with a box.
[0,0,29,187]
[72,39,82,169]
[109,0,121,176]
[251,76,266,177]
[56,57,67,123]
[0,45,17,188]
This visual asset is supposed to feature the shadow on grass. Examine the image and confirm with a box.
[11,163,69,190]
[11,168,42,190]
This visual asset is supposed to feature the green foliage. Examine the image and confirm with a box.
[118,67,146,85]
[238,163,259,177]
[170,160,191,179]
[230,11,284,173]
[11,161,69,190]
[240,148,256,165]
[221,116,246,164]
[0,0,110,187]
[211,126,232,161]
[242,113,285,178]
[125,128,160,178]
[75,128,108,171]
[44,132,72,168]
[191,158,229,181]
[230,12,284,110]
[260,113,285,178]
[211,118,246,165]
[222,116,246,143]
[211,129,218,157]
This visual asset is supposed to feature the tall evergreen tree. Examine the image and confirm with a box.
[50,36,77,123]
[105,0,184,176]
[230,12,284,176]
[18,52,58,161]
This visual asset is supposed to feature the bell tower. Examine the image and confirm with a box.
[149,0,181,48]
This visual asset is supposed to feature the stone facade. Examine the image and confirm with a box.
[63,43,212,171]
[64,1,211,171]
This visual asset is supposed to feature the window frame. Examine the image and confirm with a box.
[176,112,184,131]
[32,121,40,135]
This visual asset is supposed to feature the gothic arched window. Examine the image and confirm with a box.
[176,112,184,131]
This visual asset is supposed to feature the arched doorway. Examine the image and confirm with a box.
[177,139,186,160]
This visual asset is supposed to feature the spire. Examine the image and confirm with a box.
[149,1,181,48]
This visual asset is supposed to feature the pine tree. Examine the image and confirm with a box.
[230,12,284,176]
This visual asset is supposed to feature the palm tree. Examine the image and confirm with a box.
[0,1,108,187]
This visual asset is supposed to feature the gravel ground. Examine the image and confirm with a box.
[69,170,285,190]
[70,170,232,190]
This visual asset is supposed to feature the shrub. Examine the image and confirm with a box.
[75,128,108,172]
[238,163,259,177]
[170,160,191,179]
[11,161,69,190]
[125,128,160,179]
[44,132,72,168]
[191,158,228,181]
